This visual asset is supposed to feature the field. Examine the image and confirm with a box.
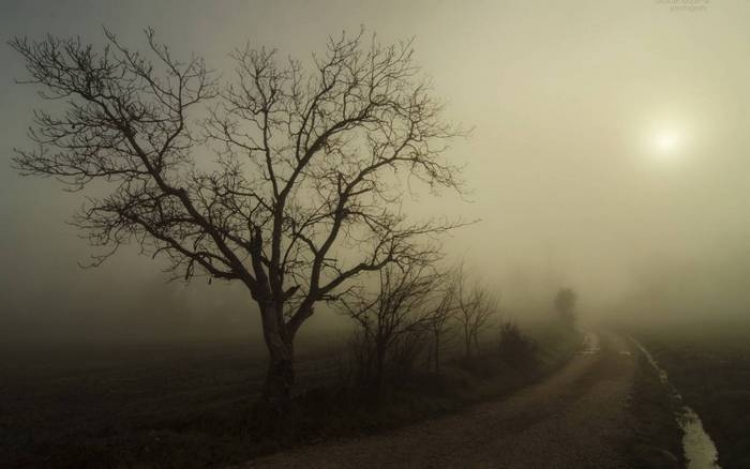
[636,324,750,469]
[0,325,580,469]
[0,339,344,469]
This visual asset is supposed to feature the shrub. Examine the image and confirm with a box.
[497,321,538,367]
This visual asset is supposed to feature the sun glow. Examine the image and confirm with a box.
[655,132,679,153]
[650,128,685,161]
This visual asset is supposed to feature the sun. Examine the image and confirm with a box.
[652,130,683,159]
[656,132,679,152]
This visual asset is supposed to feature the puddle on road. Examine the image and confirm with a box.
[679,407,721,469]
[579,331,601,355]
[631,339,721,469]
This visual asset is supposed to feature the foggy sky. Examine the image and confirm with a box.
[2,0,750,344]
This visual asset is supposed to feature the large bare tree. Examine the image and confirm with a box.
[10,29,466,410]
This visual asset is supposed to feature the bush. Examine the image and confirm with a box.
[497,321,538,367]
[389,328,430,382]
[347,326,431,391]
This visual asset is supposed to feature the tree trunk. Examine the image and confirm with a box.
[263,338,294,412]
[464,323,472,358]
[374,341,386,390]
[260,303,295,415]
[434,331,441,375]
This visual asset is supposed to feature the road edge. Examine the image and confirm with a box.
[622,340,686,469]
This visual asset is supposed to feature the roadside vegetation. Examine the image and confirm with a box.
[1,308,581,469]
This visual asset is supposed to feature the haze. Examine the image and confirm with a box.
[2,0,749,346]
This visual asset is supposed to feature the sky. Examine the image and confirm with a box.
[1,0,750,344]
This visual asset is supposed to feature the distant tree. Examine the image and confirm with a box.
[554,287,577,327]
[9,29,467,412]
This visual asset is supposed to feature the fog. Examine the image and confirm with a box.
[2,0,750,346]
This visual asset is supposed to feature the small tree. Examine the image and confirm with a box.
[10,29,466,412]
[428,272,458,376]
[340,261,440,390]
[454,266,498,358]
[554,287,577,327]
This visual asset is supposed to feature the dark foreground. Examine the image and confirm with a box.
[2,322,588,469]
[0,340,340,468]
[640,325,750,469]
[0,327,576,469]
[235,334,664,469]
[1,331,684,469]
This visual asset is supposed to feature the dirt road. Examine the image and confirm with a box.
[240,333,637,469]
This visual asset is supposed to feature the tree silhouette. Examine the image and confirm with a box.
[454,265,498,358]
[554,287,577,327]
[10,29,466,412]
[428,269,459,375]
[340,260,441,390]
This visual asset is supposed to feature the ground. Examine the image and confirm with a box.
[234,333,641,469]
[640,325,750,469]
[1,331,686,468]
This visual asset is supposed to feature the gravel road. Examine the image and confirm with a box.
[238,332,637,469]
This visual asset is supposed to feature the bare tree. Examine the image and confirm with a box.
[428,270,458,375]
[9,29,466,411]
[455,266,498,358]
[340,260,441,390]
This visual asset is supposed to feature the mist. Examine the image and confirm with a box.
[1,1,747,348]
[1,0,749,359]
[4,2,750,468]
